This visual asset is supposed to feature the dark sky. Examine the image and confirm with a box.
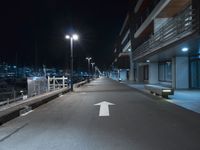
[0,0,129,70]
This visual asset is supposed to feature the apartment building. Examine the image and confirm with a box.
[113,0,200,89]
[112,14,133,81]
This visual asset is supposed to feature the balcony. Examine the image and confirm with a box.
[132,5,198,61]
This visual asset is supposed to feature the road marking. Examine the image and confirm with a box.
[59,94,63,97]
[94,101,115,116]
[21,110,33,116]
[20,106,33,117]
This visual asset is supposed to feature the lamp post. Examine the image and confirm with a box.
[65,34,79,91]
[86,57,92,75]
[91,62,95,76]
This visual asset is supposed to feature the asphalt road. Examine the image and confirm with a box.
[1,77,200,150]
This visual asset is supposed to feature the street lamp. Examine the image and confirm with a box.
[91,62,95,76]
[86,57,92,75]
[65,34,79,91]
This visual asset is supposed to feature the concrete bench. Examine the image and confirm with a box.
[144,84,174,98]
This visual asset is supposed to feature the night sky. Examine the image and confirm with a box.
[0,0,129,70]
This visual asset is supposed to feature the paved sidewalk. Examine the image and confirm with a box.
[1,77,200,150]
[122,81,200,114]
[168,90,200,113]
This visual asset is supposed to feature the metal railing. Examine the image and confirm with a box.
[133,5,198,60]
[47,76,69,92]
[0,76,69,107]
[0,90,26,106]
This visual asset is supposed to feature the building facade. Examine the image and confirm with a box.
[112,0,200,89]
[111,10,135,81]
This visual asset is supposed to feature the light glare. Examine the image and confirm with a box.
[182,47,189,52]
[73,34,79,40]
[65,35,70,39]
[162,90,171,92]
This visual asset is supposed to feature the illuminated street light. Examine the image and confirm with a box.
[91,62,95,76]
[65,34,79,91]
[72,34,79,40]
[65,35,70,39]
[91,62,95,68]
[86,57,92,75]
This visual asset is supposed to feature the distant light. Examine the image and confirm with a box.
[128,48,131,52]
[146,60,150,63]
[182,47,189,52]
[65,35,70,39]
[72,34,79,40]
[86,57,92,60]
[162,89,171,93]
[166,61,171,66]
[33,77,38,81]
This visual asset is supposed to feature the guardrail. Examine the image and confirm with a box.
[0,97,23,106]
[133,5,198,61]
[0,90,27,107]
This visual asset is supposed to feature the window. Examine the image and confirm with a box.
[158,61,172,82]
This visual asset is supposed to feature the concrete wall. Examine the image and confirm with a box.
[149,63,159,84]
[129,53,134,81]
[175,57,189,89]
[172,57,176,89]
[136,65,144,83]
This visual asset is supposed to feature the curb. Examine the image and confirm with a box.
[0,88,70,125]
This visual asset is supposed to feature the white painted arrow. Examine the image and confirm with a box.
[94,101,115,116]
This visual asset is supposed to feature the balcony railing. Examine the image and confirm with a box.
[133,5,198,61]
